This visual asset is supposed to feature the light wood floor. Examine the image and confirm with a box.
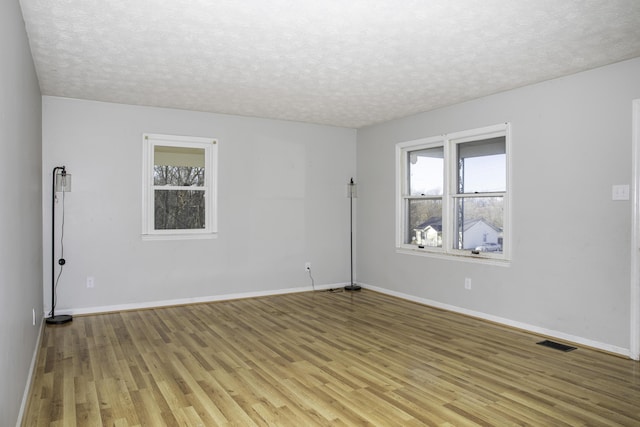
[23,290,640,426]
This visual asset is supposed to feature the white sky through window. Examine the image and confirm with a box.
[410,153,505,195]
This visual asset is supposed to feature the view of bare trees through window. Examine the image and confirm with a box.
[408,199,504,229]
[154,165,205,230]
[455,197,503,230]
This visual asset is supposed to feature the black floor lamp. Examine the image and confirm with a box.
[46,166,73,325]
[345,178,361,291]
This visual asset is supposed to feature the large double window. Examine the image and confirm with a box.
[142,133,218,239]
[396,123,510,261]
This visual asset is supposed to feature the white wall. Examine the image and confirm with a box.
[357,58,640,355]
[42,97,356,313]
[0,1,43,424]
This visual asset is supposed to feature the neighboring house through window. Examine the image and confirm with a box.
[396,123,510,261]
[142,133,218,239]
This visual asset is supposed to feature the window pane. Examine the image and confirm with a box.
[154,146,205,186]
[407,199,442,246]
[154,190,205,230]
[453,197,503,252]
[408,147,443,196]
[154,165,205,186]
[457,137,505,194]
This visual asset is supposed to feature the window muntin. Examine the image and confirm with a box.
[397,123,510,261]
[143,134,217,238]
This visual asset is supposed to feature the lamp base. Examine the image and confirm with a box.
[344,284,361,291]
[46,314,73,325]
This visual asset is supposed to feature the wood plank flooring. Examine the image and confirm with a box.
[23,290,640,426]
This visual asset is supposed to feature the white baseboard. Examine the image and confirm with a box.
[362,282,631,359]
[52,282,349,316]
[46,280,630,361]
[17,317,45,427]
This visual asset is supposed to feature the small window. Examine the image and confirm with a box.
[397,123,510,261]
[142,133,217,239]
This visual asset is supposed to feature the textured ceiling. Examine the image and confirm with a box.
[19,0,640,128]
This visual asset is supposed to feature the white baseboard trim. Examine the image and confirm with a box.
[47,280,630,358]
[53,282,349,316]
[17,317,45,427]
[362,282,631,358]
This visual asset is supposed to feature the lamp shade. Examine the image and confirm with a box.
[347,178,357,198]
[55,171,71,192]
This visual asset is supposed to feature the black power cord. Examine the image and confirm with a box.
[307,266,345,293]
[307,267,315,291]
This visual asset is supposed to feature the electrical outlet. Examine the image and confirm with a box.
[86,276,95,288]
[464,277,472,290]
[305,262,311,271]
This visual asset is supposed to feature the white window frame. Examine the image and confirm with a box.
[142,133,218,240]
[396,123,511,264]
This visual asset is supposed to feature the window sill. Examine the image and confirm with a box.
[142,232,218,241]
[396,247,511,267]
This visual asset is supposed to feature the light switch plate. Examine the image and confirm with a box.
[612,184,630,201]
